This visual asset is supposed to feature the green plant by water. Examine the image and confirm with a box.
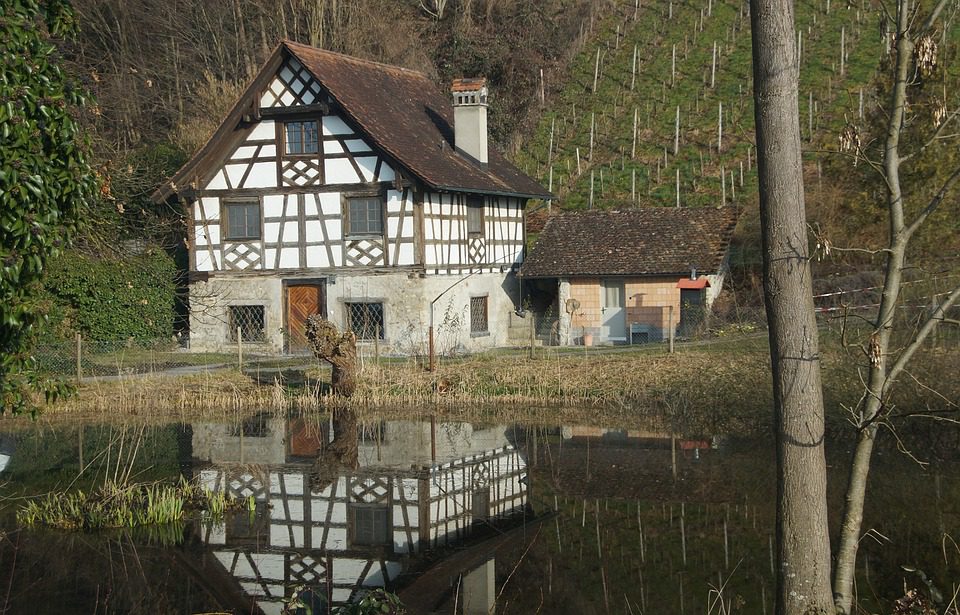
[17,476,239,530]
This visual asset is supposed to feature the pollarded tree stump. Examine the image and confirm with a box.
[310,408,359,493]
[305,315,358,397]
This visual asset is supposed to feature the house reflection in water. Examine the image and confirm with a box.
[191,414,528,614]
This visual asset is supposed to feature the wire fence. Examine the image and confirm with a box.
[31,335,310,381]
[31,291,957,380]
[32,336,218,380]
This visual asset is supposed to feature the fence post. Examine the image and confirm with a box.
[529,312,536,359]
[668,306,675,353]
[671,435,677,481]
[237,326,243,372]
[75,332,82,383]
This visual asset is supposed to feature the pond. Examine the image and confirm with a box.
[0,412,957,614]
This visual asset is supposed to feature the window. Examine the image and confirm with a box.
[470,296,488,335]
[224,200,261,240]
[351,505,389,546]
[226,501,269,544]
[348,197,383,235]
[467,196,484,236]
[284,120,319,155]
[346,302,384,340]
[228,305,266,342]
[472,489,490,522]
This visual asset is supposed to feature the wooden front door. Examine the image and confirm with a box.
[286,283,326,353]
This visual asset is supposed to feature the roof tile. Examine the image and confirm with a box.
[285,42,549,199]
[520,207,738,278]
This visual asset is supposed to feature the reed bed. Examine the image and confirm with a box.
[16,477,239,530]
[16,333,957,433]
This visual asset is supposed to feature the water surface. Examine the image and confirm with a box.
[0,413,957,614]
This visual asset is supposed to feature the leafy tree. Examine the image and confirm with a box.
[0,0,98,414]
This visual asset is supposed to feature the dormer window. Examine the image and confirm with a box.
[284,120,319,155]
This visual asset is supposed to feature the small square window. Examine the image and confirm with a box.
[470,296,488,334]
[285,120,319,155]
[346,302,384,340]
[351,505,389,546]
[348,197,383,236]
[472,489,490,521]
[467,196,484,236]
[228,305,266,342]
[224,200,261,240]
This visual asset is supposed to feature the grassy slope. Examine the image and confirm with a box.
[515,0,881,210]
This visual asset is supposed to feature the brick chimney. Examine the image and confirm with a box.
[451,77,488,165]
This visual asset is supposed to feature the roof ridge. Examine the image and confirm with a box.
[552,206,736,215]
[282,40,432,81]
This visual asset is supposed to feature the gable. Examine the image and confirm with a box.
[153,41,550,203]
[259,56,324,108]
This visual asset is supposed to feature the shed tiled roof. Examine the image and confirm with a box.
[153,42,550,202]
[520,207,738,278]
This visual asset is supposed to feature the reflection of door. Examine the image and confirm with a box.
[600,279,626,341]
[286,282,326,353]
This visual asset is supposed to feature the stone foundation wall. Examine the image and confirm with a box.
[188,270,521,355]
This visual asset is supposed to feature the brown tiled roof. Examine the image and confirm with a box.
[287,43,548,198]
[153,42,549,202]
[520,207,738,278]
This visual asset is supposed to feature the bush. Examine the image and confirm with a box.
[42,249,177,342]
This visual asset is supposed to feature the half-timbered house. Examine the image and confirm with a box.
[191,418,529,613]
[520,207,738,345]
[152,41,551,354]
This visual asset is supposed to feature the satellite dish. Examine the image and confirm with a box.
[565,298,581,314]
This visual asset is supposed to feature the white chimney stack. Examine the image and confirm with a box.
[451,77,488,165]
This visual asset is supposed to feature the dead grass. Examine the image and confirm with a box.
[8,333,955,434]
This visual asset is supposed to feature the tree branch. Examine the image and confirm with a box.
[904,164,960,238]
[900,107,960,163]
[882,283,960,397]
[920,0,950,32]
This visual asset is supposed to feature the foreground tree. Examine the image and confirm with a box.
[831,1,960,612]
[0,0,98,414]
[752,0,960,611]
[749,1,834,613]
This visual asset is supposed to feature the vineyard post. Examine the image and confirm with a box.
[674,105,680,155]
[840,26,846,77]
[592,47,600,93]
[676,168,680,207]
[718,101,723,151]
[711,41,717,87]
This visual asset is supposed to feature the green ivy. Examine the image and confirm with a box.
[42,249,177,342]
[0,0,99,414]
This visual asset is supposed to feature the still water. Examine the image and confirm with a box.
[0,412,957,614]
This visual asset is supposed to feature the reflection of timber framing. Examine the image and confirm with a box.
[192,418,528,614]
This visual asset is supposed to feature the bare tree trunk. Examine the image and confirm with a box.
[749,1,833,613]
[832,1,960,611]
[306,315,358,396]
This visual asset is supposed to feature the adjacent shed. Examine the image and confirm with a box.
[520,207,738,345]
